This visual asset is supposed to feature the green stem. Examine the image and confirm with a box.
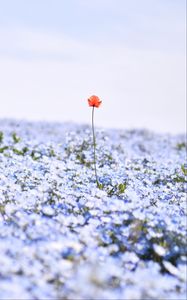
[92,106,99,186]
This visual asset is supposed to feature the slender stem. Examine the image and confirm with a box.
[92,106,99,186]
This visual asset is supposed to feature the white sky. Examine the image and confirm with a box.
[0,0,186,133]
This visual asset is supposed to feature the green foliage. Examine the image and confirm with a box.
[94,179,128,195]
[31,150,41,161]
[181,164,187,176]
[176,142,186,150]
[0,204,5,214]
[76,153,91,167]
[49,148,56,157]
[154,169,187,186]
[173,175,186,183]
[118,183,127,194]
[12,132,21,143]
[0,146,8,153]
[0,131,3,143]
[107,182,127,196]
[97,182,104,190]
[134,167,141,171]
[13,147,29,156]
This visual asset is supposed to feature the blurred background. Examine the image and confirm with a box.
[0,0,186,133]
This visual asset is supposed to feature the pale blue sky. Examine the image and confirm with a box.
[0,0,186,133]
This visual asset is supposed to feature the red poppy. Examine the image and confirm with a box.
[88,95,102,108]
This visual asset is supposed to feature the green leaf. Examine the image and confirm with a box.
[176,142,186,150]
[97,182,104,190]
[181,164,187,176]
[0,146,8,153]
[118,183,127,194]
[13,147,29,156]
[0,131,3,143]
[12,132,21,143]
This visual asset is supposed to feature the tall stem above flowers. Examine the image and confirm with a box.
[92,106,99,186]
[88,95,102,187]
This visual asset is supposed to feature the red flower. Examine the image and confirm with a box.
[88,95,102,108]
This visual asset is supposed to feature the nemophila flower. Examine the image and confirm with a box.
[88,95,102,108]
[88,95,102,187]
